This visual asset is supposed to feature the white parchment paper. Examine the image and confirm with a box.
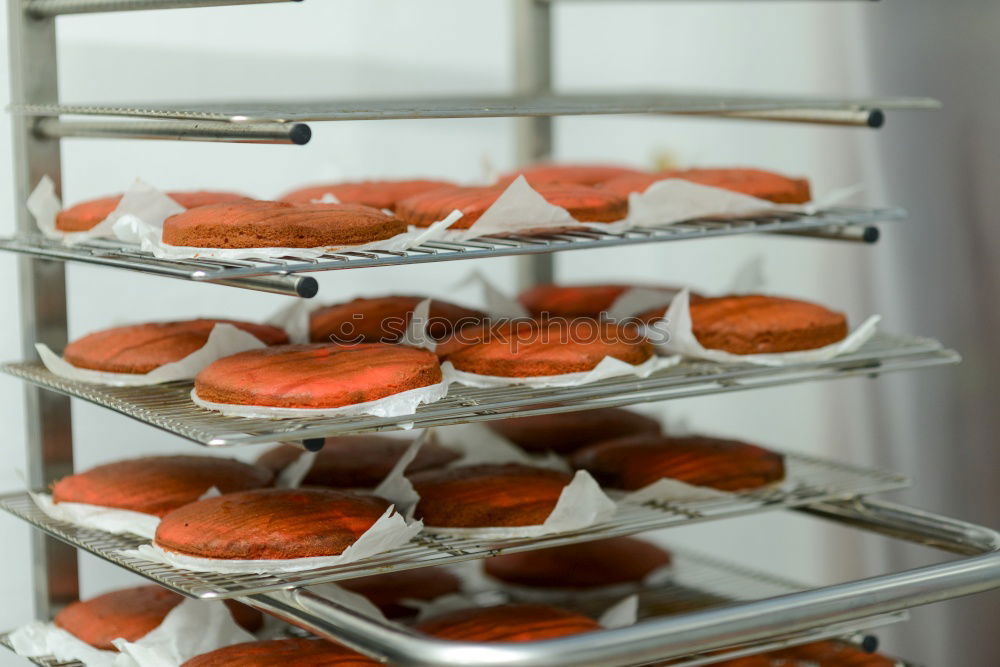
[442,354,680,389]
[31,492,161,540]
[36,323,270,386]
[648,289,880,366]
[120,505,422,574]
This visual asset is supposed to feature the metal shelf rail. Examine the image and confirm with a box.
[243,498,1000,667]
[0,547,914,667]
[0,207,896,297]
[0,332,958,448]
[0,449,906,598]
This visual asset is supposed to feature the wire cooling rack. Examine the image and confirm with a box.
[0,332,959,449]
[0,450,905,600]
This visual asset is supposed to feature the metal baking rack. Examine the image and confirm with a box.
[1,332,958,448]
[0,546,916,667]
[0,448,907,598]
[4,0,998,665]
[0,206,896,297]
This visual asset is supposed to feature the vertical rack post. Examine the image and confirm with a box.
[7,0,79,619]
[513,0,555,290]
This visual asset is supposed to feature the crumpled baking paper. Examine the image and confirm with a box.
[31,492,161,540]
[191,376,450,420]
[26,176,185,244]
[624,179,800,228]
[441,354,680,389]
[432,422,567,471]
[36,323,269,386]
[647,289,880,366]
[372,432,431,521]
[265,299,313,345]
[273,450,318,489]
[419,469,617,540]
[112,180,463,260]
[119,504,422,574]
[304,582,390,624]
[598,594,639,629]
[8,597,254,667]
[31,486,222,541]
[399,298,438,351]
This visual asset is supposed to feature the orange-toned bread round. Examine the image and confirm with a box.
[280,179,454,211]
[707,640,896,666]
[571,434,785,492]
[411,463,573,528]
[417,603,600,642]
[517,283,696,320]
[497,164,645,187]
[255,435,460,489]
[396,184,627,230]
[181,638,377,667]
[154,488,392,560]
[309,296,486,344]
[487,408,661,454]
[194,343,442,409]
[445,319,653,377]
[51,456,273,517]
[339,568,463,618]
[682,294,849,355]
[55,190,248,233]
[62,319,289,374]
[162,200,406,248]
[54,585,262,651]
[484,537,671,589]
[601,168,811,204]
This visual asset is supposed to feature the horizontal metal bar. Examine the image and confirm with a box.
[771,225,880,243]
[706,108,885,128]
[253,498,999,667]
[11,93,941,124]
[25,0,301,17]
[33,117,311,144]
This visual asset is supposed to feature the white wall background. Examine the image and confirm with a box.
[1,2,989,665]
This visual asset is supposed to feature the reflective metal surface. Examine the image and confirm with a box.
[26,0,300,17]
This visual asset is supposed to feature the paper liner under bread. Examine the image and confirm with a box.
[441,354,680,389]
[190,377,450,420]
[120,504,422,574]
[36,323,270,386]
[8,597,255,667]
[648,289,881,366]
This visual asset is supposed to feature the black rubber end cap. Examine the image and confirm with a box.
[863,226,880,244]
[867,109,886,129]
[861,635,880,653]
[303,438,326,452]
[297,277,319,299]
[290,123,312,145]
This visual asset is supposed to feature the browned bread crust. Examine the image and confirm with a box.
[181,638,377,666]
[487,408,661,454]
[416,603,600,642]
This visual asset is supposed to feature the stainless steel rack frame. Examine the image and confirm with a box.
[0,206,896,297]
[5,0,997,665]
[242,499,999,666]
[0,449,907,598]
[0,332,959,447]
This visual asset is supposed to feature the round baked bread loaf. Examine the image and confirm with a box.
[396,184,627,229]
[571,434,786,492]
[444,319,653,377]
[601,168,811,204]
[56,191,248,233]
[411,463,573,528]
[154,488,392,560]
[517,283,695,320]
[162,200,406,248]
[62,319,289,374]
[54,585,262,651]
[416,603,600,642]
[660,294,849,355]
[487,408,661,454]
[255,436,460,489]
[194,343,442,409]
[309,296,486,344]
[52,455,273,517]
[497,164,644,187]
[280,179,453,211]
[181,638,377,666]
[484,537,671,589]
[339,568,462,618]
